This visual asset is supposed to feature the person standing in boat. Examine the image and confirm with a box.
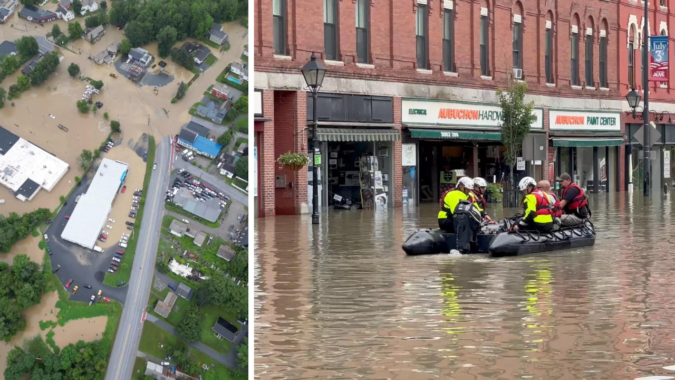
[470,177,492,222]
[555,173,591,227]
[438,177,474,233]
[511,177,554,233]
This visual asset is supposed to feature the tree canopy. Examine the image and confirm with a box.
[235,156,247,180]
[237,337,247,369]
[119,39,132,55]
[194,275,247,318]
[68,63,80,77]
[0,209,50,253]
[68,22,84,39]
[15,36,39,60]
[30,52,61,86]
[157,26,178,58]
[176,304,201,342]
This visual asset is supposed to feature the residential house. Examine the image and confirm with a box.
[58,0,70,9]
[176,283,194,300]
[144,362,199,380]
[211,83,230,100]
[168,219,201,239]
[0,7,13,23]
[209,23,228,45]
[193,47,211,65]
[19,6,56,23]
[127,47,152,66]
[0,41,17,57]
[185,121,209,137]
[243,44,248,57]
[230,62,248,81]
[173,42,210,65]
[153,291,177,318]
[218,153,236,178]
[22,54,43,76]
[83,25,105,43]
[193,231,207,247]
[79,0,98,15]
[54,6,73,22]
[196,100,228,124]
[216,244,236,262]
[93,41,118,65]
[212,317,238,342]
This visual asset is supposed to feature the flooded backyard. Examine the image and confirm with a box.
[255,193,675,379]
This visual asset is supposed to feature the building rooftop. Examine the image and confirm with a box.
[231,61,245,73]
[61,159,128,249]
[176,283,194,300]
[194,47,211,62]
[0,126,69,201]
[191,136,222,157]
[0,8,12,20]
[193,231,207,246]
[213,317,238,342]
[178,128,197,144]
[20,5,55,19]
[212,83,230,96]
[185,121,209,138]
[0,41,15,57]
[153,291,177,318]
[216,244,236,262]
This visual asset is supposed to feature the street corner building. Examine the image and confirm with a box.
[253,0,675,217]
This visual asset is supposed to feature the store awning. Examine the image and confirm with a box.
[315,128,401,142]
[552,138,623,147]
[410,129,502,141]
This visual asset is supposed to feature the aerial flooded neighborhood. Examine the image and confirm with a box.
[0,0,249,378]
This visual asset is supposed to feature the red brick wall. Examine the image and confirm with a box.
[260,90,276,217]
[273,91,298,215]
[294,92,308,211]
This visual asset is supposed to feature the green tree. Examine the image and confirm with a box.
[237,337,248,368]
[235,156,247,180]
[92,105,98,113]
[234,96,248,113]
[76,100,89,113]
[51,24,62,40]
[68,63,80,77]
[91,80,104,90]
[19,0,35,5]
[30,52,60,86]
[68,22,84,39]
[78,149,93,170]
[119,39,132,55]
[72,0,82,15]
[0,87,6,108]
[223,0,238,21]
[498,80,537,207]
[110,120,121,133]
[157,26,177,58]
[103,112,109,119]
[15,36,39,59]
[176,304,201,342]
[2,55,19,76]
[8,84,20,99]
[85,14,102,28]
[125,20,153,47]
[175,81,186,100]
[216,130,233,147]
[100,0,107,11]
[16,75,30,92]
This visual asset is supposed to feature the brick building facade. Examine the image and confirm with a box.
[254,0,675,218]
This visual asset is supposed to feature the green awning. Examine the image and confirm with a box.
[315,128,401,142]
[410,129,502,141]
[552,138,623,147]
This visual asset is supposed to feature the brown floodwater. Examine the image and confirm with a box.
[255,193,675,379]
[0,20,248,216]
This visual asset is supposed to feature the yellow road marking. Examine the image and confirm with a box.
[114,141,166,379]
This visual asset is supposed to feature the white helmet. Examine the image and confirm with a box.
[457,177,474,190]
[518,176,537,191]
[473,177,487,188]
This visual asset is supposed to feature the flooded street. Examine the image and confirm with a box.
[255,193,675,379]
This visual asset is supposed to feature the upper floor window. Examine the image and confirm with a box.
[480,8,489,76]
[545,20,553,84]
[416,2,428,69]
[661,0,666,6]
[628,27,635,88]
[273,0,286,55]
[443,3,454,72]
[585,27,594,86]
[571,24,579,86]
[324,0,338,60]
[512,14,522,71]
[356,0,369,63]
[599,30,607,88]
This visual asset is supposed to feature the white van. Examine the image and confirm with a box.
[119,243,127,248]
[93,246,103,253]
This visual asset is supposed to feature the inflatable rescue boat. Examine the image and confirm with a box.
[402,220,595,256]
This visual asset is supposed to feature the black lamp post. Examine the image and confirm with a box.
[301,52,327,224]
[626,88,641,119]
[641,0,651,196]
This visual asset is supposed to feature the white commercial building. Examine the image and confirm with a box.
[61,158,128,249]
[0,126,69,201]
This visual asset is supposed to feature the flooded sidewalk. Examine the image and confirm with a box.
[255,193,675,379]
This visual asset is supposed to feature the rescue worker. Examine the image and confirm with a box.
[470,177,492,221]
[438,177,473,233]
[556,173,590,227]
[537,180,563,229]
[511,177,554,233]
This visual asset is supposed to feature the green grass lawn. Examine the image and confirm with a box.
[240,53,248,62]
[104,135,156,287]
[162,215,176,229]
[24,335,53,357]
[234,138,248,151]
[232,178,248,192]
[205,54,218,66]
[199,304,242,355]
[190,347,245,380]
[200,37,221,49]
[233,118,248,134]
[190,67,201,75]
[132,357,148,380]
[139,322,182,359]
[165,295,193,326]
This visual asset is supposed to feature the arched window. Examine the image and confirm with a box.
[571,14,580,86]
[629,24,636,88]
[480,1,490,76]
[585,18,594,87]
[599,20,608,88]
[545,11,554,84]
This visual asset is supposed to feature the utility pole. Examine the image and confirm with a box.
[643,0,651,196]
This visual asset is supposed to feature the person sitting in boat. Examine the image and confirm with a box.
[556,173,591,227]
[537,180,563,228]
[469,177,492,221]
[511,177,554,233]
[438,177,473,233]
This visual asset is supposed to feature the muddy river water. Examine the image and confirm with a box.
[255,193,675,379]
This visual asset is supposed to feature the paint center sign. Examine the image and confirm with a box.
[549,110,621,131]
[650,35,669,82]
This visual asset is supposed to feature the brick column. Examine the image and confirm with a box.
[261,89,276,217]
[294,91,308,212]
[393,97,402,207]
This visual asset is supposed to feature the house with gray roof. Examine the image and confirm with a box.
[128,47,152,66]
[216,244,236,262]
[185,121,209,137]
[213,318,238,341]
[209,23,228,45]
[196,100,228,124]
[19,5,56,23]
[176,283,194,300]
[83,25,105,43]
[0,7,14,24]
[0,41,17,57]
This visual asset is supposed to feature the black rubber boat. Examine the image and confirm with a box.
[402,220,595,256]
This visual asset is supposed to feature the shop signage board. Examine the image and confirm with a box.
[549,110,621,131]
[402,144,416,166]
[633,122,661,147]
[665,150,671,179]
[649,36,669,82]
[402,99,544,130]
[516,157,525,170]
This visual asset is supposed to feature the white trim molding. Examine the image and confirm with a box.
[660,21,668,36]
[627,15,639,49]
[546,20,552,29]
[572,25,578,34]
[600,29,607,38]
[443,71,458,77]
[274,55,293,61]
[443,0,453,10]
[481,7,488,16]
[514,14,522,23]
[417,69,432,75]
[325,60,345,66]
[356,63,375,69]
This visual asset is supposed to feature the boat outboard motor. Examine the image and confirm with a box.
[453,200,482,253]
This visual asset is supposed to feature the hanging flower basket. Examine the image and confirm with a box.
[277,151,310,171]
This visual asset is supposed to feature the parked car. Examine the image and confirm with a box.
[103,297,110,302]
[112,257,121,262]
[46,247,52,256]
[65,215,70,219]
[53,265,60,274]
[127,226,133,230]
[84,284,92,289]
[116,250,124,255]
[109,218,115,223]
[182,219,189,224]
[126,221,134,226]
[72,286,79,295]
[160,361,170,366]
[89,294,96,306]
[117,281,125,287]
[121,186,126,193]
[65,279,73,287]
[228,225,234,232]
[168,284,176,291]
[153,163,157,170]
[44,234,49,242]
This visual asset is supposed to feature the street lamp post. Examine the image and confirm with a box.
[301,53,327,225]
[642,0,651,197]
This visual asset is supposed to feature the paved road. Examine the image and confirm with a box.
[105,136,171,380]
[173,159,248,205]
